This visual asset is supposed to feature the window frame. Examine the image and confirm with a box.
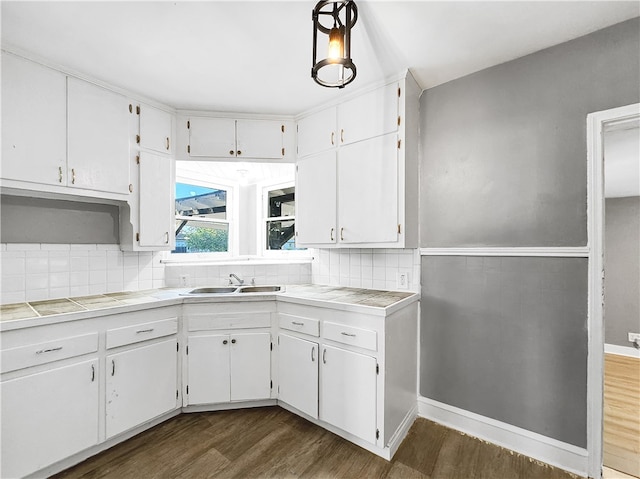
[169,175,238,261]
[258,179,309,258]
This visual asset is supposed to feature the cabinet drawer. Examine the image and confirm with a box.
[1,333,98,373]
[106,318,178,349]
[188,312,271,331]
[323,322,377,351]
[278,313,320,337]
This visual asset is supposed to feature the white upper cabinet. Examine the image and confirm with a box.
[67,77,130,195]
[338,82,399,146]
[295,150,337,246]
[1,52,67,187]
[138,152,174,248]
[186,117,290,159]
[188,117,236,158]
[296,106,337,158]
[338,133,399,244]
[139,103,173,155]
[295,74,420,249]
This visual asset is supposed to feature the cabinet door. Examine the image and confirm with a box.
[140,104,173,154]
[230,333,271,401]
[338,132,398,244]
[236,119,284,159]
[67,77,130,194]
[338,82,398,146]
[278,334,318,418]
[295,151,337,246]
[187,334,230,405]
[320,345,377,444]
[297,106,336,158]
[106,339,178,438]
[139,152,174,248]
[0,360,99,479]
[188,117,236,158]
[1,53,67,186]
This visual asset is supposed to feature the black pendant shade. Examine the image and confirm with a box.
[312,0,358,88]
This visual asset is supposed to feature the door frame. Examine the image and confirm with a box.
[586,102,640,479]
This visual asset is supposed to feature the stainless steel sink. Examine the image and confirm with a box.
[237,285,283,293]
[184,287,238,295]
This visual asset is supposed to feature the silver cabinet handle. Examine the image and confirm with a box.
[311,346,315,362]
[36,346,62,354]
[331,132,335,145]
[341,332,356,337]
[322,348,327,364]
[292,321,304,326]
[58,166,63,183]
[165,232,169,244]
[340,227,344,241]
[71,168,76,184]
[136,328,154,334]
[330,227,334,241]
[111,360,115,376]
[340,129,344,143]
[166,137,170,151]
[91,364,95,382]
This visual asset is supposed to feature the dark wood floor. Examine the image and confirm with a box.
[53,407,578,479]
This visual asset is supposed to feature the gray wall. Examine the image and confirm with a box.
[420,18,640,247]
[605,196,640,347]
[419,18,640,449]
[1,195,119,244]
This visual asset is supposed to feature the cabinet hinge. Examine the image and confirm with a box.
[136,232,140,242]
[187,120,190,129]
[376,429,380,440]
[398,224,401,234]
[281,124,285,133]
[176,343,179,352]
[376,363,379,375]
[398,87,401,98]
[282,147,285,156]
[278,386,280,394]
[176,389,179,399]
[186,345,189,355]
[270,342,273,351]
[397,139,402,149]
[186,385,189,394]
[136,105,140,115]
[136,134,140,144]
[397,116,401,126]
[136,155,140,164]
[187,145,191,154]
[270,380,273,389]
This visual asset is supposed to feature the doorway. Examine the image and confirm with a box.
[587,103,640,479]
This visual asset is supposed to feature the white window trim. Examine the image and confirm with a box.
[257,179,311,259]
[170,175,239,260]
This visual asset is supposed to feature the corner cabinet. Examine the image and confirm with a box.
[176,115,295,161]
[295,73,420,249]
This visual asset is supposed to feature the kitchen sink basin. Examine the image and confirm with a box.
[184,287,238,295]
[237,286,283,293]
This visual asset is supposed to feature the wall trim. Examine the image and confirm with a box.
[420,247,589,257]
[605,343,640,358]
[417,396,588,477]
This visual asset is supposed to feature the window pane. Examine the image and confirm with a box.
[268,186,295,218]
[173,219,228,253]
[266,219,303,251]
[176,182,227,220]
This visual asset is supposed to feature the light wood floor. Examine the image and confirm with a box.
[53,407,578,479]
[604,353,640,478]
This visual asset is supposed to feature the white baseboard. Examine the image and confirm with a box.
[417,396,588,477]
[605,343,640,358]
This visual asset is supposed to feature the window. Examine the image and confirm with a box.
[263,183,305,253]
[173,182,230,254]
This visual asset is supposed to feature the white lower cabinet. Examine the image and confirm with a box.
[106,338,178,438]
[320,344,378,444]
[187,332,271,405]
[278,333,319,418]
[0,359,99,478]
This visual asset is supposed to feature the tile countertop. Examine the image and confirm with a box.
[0,285,419,330]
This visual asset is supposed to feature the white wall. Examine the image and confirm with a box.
[0,243,165,304]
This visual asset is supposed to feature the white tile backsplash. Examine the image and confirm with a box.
[1,244,166,304]
[311,248,421,293]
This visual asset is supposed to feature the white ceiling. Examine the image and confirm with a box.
[2,1,638,116]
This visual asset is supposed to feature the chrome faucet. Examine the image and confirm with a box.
[229,273,244,285]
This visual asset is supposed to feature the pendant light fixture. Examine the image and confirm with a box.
[312,0,358,88]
